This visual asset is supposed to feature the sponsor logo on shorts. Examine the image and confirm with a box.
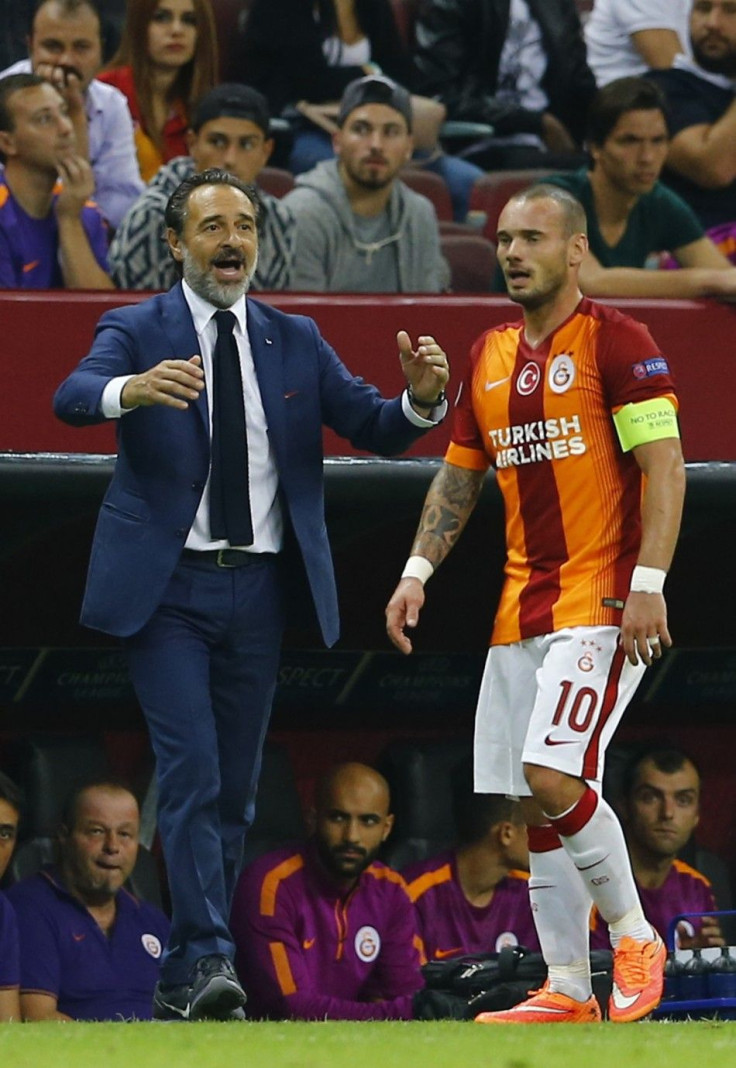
[548,353,575,394]
[355,925,381,963]
[142,933,162,958]
[543,734,576,747]
[632,356,669,379]
[516,362,541,396]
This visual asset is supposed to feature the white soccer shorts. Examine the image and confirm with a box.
[473,625,647,797]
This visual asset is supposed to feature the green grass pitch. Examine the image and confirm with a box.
[2,1020,736,1068]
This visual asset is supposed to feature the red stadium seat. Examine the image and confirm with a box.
[400,167,453,221]
[258,166,295,198]
[467,169,559,241]
[441,233,497,293]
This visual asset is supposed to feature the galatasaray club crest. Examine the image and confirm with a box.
[354,925,381,962]
[548,353,576,394]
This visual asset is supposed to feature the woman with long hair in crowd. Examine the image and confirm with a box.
[99,0,218,181]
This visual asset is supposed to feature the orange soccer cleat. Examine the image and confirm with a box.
[474,982,602,1024]
[609,933,666,1023]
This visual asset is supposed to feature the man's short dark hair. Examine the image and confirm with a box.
[620,743,700,803]
[451,756,522,846]
[60,776,138,834]
[164,168,262,238]
[510,182,588,237]
[0,771,22,815]
[587,76,669,148]
[0,72,48,134]
[32,0,102,23]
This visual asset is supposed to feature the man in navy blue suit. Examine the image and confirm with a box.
[53,168,449,1022]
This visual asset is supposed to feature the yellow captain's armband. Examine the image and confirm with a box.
[613,397,679,452]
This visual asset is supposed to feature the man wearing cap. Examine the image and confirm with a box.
[283,75,449,293]
[110,83,294,291]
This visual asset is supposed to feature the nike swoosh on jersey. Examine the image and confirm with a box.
[543,734,577,746]
[484,377,510,391]
[302,938,316,950]
[23,260,40,273]
[434,947,463,959]
[72,933,86,942]
[611,983,640,1011]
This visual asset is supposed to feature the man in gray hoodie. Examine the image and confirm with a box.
[283,75,450,293]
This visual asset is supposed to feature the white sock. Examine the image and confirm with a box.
[548,787,652,948]
[528,825,593,1001]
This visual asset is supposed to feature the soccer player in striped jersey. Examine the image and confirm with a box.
[386,183,686,1024]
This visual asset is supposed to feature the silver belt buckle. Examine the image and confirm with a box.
[216,549,236,568]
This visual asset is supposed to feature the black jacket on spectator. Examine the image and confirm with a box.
[229,0,415,115]
[413,0,595,145]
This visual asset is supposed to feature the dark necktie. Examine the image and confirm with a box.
[209,309,253,546]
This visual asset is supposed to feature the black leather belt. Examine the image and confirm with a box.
[181,549,276,569]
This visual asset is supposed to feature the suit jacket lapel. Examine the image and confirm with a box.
[158,282,209,430]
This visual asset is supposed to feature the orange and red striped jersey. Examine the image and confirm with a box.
[446,298,678,645]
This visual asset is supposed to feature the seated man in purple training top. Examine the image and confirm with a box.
[230,762,424,1020]
[7,778,170,1021]
[590,744,723,951]
[404,758,539,959]
[0,770,21,1022]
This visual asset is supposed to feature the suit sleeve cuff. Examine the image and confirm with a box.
[402,389,448,426]
[101,375,136,418]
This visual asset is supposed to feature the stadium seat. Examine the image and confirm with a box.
[241,740,306,867]
[376,737,473,870]
[258,166,296,199]
[400,167,453,222]
[467,169,560,242]
[441,233,497,293]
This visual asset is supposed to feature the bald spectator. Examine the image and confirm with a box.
[6,779,170,1021]
[0,73,111,288]
[230,762,424,1020]
[0,771,21,1022]
[646,0,736,228]
[545,77,736,299]
[110,83,294,291]
[0,0,143,227]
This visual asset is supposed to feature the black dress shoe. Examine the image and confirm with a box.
[189,954,246,1021]
[153,980,193,1021]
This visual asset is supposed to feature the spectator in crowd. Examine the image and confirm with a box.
[0,73,111,289]
[584,0,690,86]
[230,762,424,1020]
[646,0,736,228]
[590,746,723,950]
[404,762,538,960]
[98,0,217,182]
[110,83,294,291]
[412,0,596,171]
[283,75,449,293]
[544,77,736,299]
[229,0,483,222]
[0,0,144,229]
[6,779,170,1021]
[0,771,21,1023]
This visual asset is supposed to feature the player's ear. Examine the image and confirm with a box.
[166,227,184,263]
[382,813,395,841]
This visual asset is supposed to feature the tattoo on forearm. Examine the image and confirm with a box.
[411,464,485,567]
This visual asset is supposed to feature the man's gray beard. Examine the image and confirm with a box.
[182,248,257,308]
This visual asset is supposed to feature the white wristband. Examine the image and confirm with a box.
[630,565,666,594]
[401,555,434,585]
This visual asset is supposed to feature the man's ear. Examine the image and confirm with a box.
[166,227,184,263]
[382,813,395,841]
[0,129,16,159]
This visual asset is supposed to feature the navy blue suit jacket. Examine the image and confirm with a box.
[53,285,428,644]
